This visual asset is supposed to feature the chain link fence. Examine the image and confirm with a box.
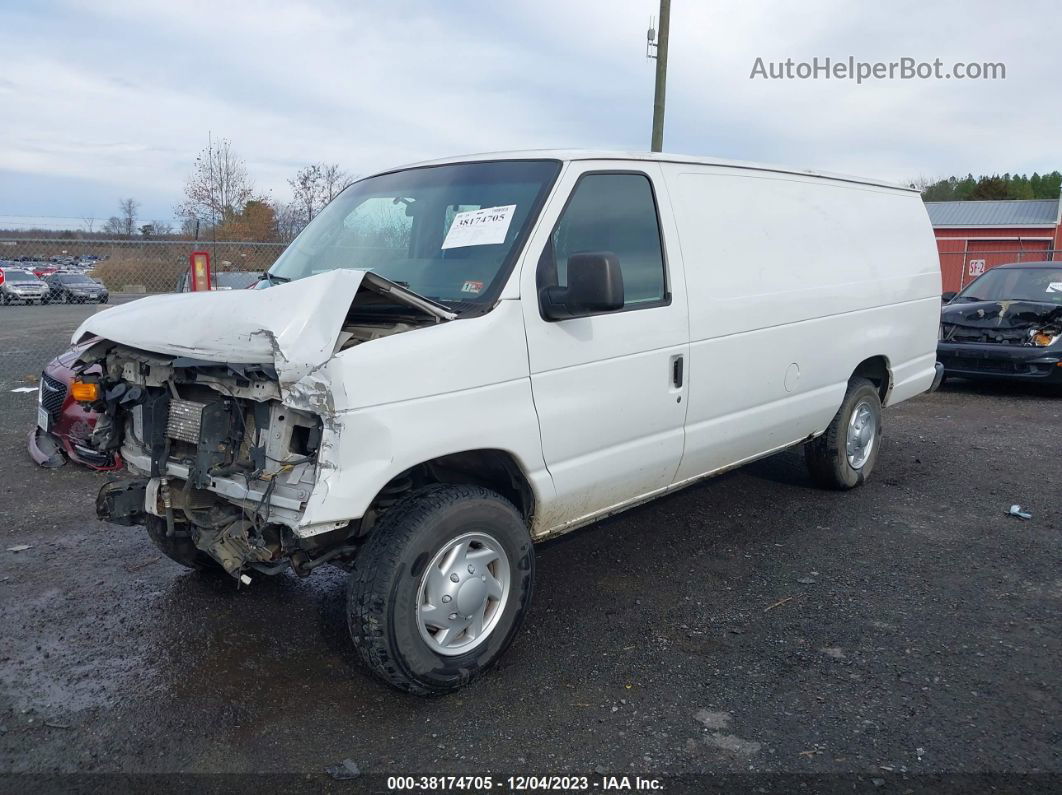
[4,238,1060,428]
[938,246,1059,293]
[0,239,286,423]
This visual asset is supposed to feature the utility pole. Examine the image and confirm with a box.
[647,0,671,152]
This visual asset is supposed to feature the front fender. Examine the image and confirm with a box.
[296,378,552,535]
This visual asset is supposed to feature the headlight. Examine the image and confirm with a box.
[1030,330,1058,347]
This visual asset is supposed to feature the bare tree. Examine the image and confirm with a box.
[118,198,139,237]
[81,216,96,234]
[104,216,124,236]
[273,201,305,243]
[322,163,355,201]
[907,175,936,195]
[175,137,258,229]
[151,219,174,236]
[180,216,200,239]
[289,164,325,225]
[288,162,355,225]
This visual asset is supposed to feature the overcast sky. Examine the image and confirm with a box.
[2,0,1059,226]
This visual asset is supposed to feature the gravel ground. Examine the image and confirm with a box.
[0,307,1059,787]
[0,297,141,392]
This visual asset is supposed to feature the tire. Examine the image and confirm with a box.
[348,484,534,695]
[145,516,224,572]
[804,377,883,490]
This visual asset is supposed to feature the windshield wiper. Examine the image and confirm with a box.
[264,272,290,284]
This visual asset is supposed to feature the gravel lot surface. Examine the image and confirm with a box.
[0,304,1059,787]
[0,298,140,392]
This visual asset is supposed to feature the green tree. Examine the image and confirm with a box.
[915,170,1061,201]
[969,176,1009,200]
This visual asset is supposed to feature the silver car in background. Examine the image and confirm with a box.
[0,268,49,305]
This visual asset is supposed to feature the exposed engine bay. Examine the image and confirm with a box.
[76,270,454,582]
[940,300,1062,346]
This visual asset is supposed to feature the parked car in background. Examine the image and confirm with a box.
[174,270,262,292]
[938,262,1062,385]
[28,341,121,470]
[32,265,59,279]
[43,272,109,303]
[0,268,49,304]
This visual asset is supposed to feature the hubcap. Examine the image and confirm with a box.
[416,531,510,656]
[846,400,877,470]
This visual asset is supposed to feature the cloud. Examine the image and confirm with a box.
[0,0,1058,221]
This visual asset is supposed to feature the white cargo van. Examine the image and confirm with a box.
[74,151,941,693]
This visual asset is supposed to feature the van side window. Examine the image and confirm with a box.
[543,173,666,306]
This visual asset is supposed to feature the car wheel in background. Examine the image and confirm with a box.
[804,376,883,489]
[348,484,534,694]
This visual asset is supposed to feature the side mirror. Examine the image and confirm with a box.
[540,252,624,321]
[941,291,957,303]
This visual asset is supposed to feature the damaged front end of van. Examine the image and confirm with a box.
[74,269,454,582]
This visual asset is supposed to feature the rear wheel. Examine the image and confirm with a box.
[804,377,882,489]
[145,517,224,572]
[348,484,534,695]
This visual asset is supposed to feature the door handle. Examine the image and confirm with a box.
[672,355,684,388]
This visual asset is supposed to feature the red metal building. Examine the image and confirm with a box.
[926,196,1062,292]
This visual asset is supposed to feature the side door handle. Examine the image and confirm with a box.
[672,354,684,388]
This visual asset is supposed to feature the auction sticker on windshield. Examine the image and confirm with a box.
[442,205,516,249]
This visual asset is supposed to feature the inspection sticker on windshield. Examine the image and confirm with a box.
[442,205,516,249]
[1047,282,1062,293]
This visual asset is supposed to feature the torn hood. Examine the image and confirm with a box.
[941,299,1062,330]
[73,269,454,385]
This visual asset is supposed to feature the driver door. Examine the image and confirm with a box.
[520,163,690,533]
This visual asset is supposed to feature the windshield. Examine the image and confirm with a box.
[5,271,40,283]
[60,275,94,284]
[956,266,1062,305]
[267,160,561,306]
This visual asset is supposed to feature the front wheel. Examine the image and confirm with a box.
[348,484,534,695]
[804,377,883,489]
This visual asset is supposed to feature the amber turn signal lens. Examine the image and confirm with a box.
[71,380,100,402]
[1031,332,1056,346]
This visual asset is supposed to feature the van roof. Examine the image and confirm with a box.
[379,149,916,193]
